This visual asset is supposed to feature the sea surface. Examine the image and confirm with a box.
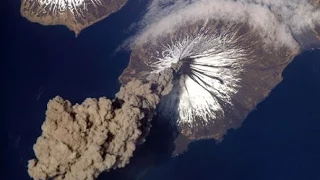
[2,1,320,180]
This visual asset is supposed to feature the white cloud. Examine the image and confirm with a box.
[132,0,320,49]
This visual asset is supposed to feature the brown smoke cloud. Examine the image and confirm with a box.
[27,67,176,180]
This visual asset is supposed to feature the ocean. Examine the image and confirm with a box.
[2,0,320,180]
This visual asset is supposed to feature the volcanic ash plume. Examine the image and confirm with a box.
[27,67,175,180]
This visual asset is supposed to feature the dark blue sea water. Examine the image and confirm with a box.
[2,1,320,180]
[2,0,147,179]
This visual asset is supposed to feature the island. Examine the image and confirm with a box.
[20,0,127,36]
[119,0,320,153]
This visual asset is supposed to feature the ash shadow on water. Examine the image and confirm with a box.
[99,66,184,180]
[98,115,179,180]
[101,49,320,180]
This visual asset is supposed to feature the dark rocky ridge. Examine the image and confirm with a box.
[20,0,127,36]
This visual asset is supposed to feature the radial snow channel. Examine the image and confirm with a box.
[153,26,247,126]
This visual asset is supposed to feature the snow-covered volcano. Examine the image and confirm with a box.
[120,0,320,152]
[20,0,127,35]
[120,19,301,152]
[149,23,245,126]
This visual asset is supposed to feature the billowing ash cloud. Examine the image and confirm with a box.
[120,0,320,151]
[27,67,176,180]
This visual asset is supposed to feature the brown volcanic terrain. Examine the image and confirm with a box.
[119,19,303,153]
[20,0,127,36]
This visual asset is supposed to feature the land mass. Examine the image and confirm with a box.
[119,18,320,154]
[20,0,127,36]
